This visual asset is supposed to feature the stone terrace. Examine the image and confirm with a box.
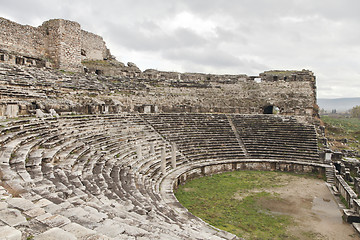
[141,113,246,162]
[230,114,320,162]
[142,113,320,163]
[0,113,321,239]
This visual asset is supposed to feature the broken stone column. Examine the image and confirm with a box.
[36,109,45,118]
[345,168,352,182]
[340,163,346,175]
[6,104,19,118]
[161,146,166,175]
[149,142,155,155]
[355,177,360,194]
[137,145,142,161]
[325,152,332,163]
[144,105,151,113]
[49,109,59,118]
[171,144,177,169]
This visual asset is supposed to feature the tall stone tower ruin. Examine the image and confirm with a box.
[41,19,82,72]
[0,17,111,72]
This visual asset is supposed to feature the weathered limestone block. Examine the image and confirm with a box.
[5,104,19,118]
[161,146,166,175]
[0,225,22,240]
[149,142,155,155]
[0,201,8,210]
[34,227,76,240]
[23,207,46,218]
[171,144,177,169]
[49,109,59,118]
[94,219,125,238]
[35,109,45,118]
[0,209,27,226]
[62,222,111,240]
[35,213,71,228]
[7,198,35,211]
[137,145,143,161]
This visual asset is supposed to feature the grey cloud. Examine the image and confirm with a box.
[0,0,360,97]
[105,22,208,52]
[163,48,268,74]
[164,48,243,68]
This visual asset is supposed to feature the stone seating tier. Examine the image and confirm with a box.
[0,113,320,239]
[230,115,319,162]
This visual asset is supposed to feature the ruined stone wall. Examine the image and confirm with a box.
[130,80,316,116]
[0,18,318,119]
[0,61,318,119]
[128,70,317,117]
[141,69,247,82]
[40,19,82,71]
[0,18,110,72]
[0,17,45,59]
[81,30,110,61]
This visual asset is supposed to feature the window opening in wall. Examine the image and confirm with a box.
[95,70,103,75]
[263,105,280,114]
[81,49,86,56]
[15,57,24,65]
[334,162,341,173]
[0,55,4,61]
[273,76,278,81]
[263,106,273,114]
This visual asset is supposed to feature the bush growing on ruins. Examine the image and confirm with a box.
[351,105,360,118]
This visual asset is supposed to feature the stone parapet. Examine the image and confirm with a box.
[335,175,358,208]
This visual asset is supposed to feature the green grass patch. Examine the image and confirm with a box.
[321,115,360,151]
[340,195,349,208]
[175,170,318,239]
[321,116,360,134]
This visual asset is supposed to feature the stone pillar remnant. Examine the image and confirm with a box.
[161,146,166,175]
[150,142,155,155]
[137,145,142,161]
[171,144,177,169]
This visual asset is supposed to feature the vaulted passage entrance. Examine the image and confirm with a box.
[263,105,279,114]
[264,105,274,114]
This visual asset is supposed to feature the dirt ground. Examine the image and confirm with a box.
[257,175,360,240]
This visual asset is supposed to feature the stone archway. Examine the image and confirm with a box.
[263,105,279,114]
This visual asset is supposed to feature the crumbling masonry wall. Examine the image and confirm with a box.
[135,70,317,117]
[81,30,110,61]
[0,17,318,119]
[0,17,110,71]
[41,19,82,71]
[0,18,45,59]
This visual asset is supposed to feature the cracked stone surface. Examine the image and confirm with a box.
[0,209,27,226]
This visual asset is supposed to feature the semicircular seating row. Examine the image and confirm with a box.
[0,113,319,239]
[141,113,320,162]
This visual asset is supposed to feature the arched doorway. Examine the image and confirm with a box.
[263,105,280,114]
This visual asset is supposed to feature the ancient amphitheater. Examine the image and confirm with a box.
[1,17,357,240]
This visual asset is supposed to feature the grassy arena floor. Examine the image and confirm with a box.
[175,170,328,240]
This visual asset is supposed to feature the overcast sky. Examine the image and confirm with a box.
[1,0,360,99]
